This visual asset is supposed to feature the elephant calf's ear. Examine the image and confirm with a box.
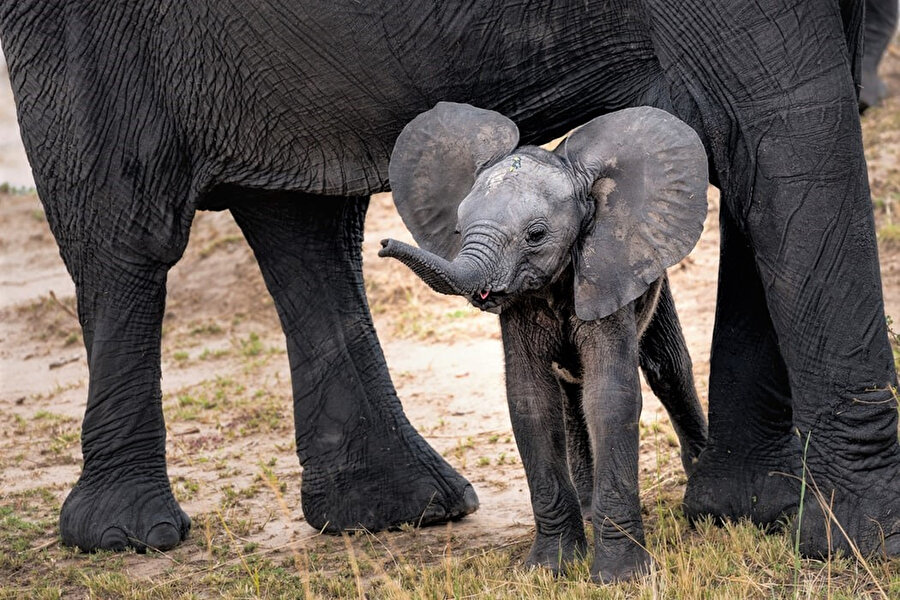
[389,102,520,261]
[562,107,708,321]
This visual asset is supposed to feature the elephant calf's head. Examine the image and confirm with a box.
[379,102,709,320]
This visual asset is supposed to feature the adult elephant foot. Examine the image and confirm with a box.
[60,469,190,552]
[591,543,652,585]
[683,436,801,529]
[300,436,478,533]
[795,443,900,558]
[524,527,588,576]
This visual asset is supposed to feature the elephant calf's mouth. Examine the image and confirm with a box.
[471,289,508,312]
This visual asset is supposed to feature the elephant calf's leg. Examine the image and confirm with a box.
[560,379,594,521]
[578,310,651,583]
[230,193,476,533]
[501,308,587,574]
[638,276,707,475]
[60,246,190,552]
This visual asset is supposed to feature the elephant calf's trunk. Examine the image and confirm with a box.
[378,239,482,297]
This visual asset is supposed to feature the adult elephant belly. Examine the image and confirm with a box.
[183,0,665,200]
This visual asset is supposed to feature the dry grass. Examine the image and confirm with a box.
[2,455,898,599]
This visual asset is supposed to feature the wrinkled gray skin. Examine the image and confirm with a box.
[380,105,710,582]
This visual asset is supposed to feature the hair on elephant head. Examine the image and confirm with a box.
[379,102,709,320]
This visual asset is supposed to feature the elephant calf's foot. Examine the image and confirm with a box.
[796,459,900,558]
[683,442,801,528]
[300,442,478,533]
[60,470,190,552]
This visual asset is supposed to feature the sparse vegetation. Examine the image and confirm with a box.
[0,485,897,599]
[191,322,225,337]
[241,332,264,357]
[0,181,37,195]
[194,346,230,360]
[199,234,245,258]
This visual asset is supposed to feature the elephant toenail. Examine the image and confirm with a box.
[99,526,128,551]
[460,484,479,515]
[885,531,900,557]
[146,522,182,551]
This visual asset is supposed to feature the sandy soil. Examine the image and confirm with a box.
[1,41,898,580]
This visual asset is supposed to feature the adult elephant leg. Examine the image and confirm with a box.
[682,206,800,526]
[745,111,900,558]
[57,200,192,552]
[647,0,899,557]
[500,305,586,574]
[229,193,477,532]
[638,276,708,477]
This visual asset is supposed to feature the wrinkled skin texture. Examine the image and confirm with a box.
[380,130,709,581]
[860,0,899,111]
[501,285,671,583]
[1,0,897,559]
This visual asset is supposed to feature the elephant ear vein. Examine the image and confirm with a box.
[562,107,708,321]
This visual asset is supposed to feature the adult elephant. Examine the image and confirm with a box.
[1,1,897,559]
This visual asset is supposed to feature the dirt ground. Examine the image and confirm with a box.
[1,40,899,588]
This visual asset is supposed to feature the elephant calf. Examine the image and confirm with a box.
[379,103,709,582]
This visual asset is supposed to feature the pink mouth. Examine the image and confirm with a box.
[479,289,490,300]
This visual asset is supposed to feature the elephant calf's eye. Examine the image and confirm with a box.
[526,225,547,245]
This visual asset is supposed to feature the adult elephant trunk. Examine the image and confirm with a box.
[379,239,486,298]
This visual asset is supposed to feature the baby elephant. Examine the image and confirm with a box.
[379,103,709,583]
